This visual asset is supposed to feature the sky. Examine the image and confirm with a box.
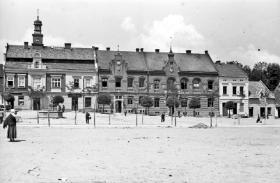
[0,0,279,67]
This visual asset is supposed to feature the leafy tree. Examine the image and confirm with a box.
[97,94,111,113]
[242,65,251,78]
[180,98,188,116]
[166,97,180,109]
[189,97,200,117]
[53,95,64,105]
[3,93,15,103]
[266,63,280,90]
[140,96,153,115]
[225,101,235,118]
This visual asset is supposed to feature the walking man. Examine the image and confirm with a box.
[3,109,18,142]
[85,112,91,124]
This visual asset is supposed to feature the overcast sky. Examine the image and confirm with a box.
[0,0,279,67]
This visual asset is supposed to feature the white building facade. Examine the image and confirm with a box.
[216,63,249,117]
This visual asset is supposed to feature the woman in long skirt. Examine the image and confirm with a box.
[3,109,17,142]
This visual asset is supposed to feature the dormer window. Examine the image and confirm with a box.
[193,78,201,89]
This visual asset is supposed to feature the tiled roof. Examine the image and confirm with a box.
[275,83,280,105]
[97,50,148,71]
[5,61,95,72]
[215,63,248,78]
[97,50,218,73]
[6,45,95,60]
[249,81,274,99]
[0,64,3,77]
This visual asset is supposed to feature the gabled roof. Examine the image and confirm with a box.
[6,45,95,60]
[274,83,280,105]
[249,81,274,99]
[0,64,3,77]
[97,50,147,71]
[215,63,248,78]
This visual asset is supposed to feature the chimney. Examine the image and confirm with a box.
[140,48,144,52]
[186,50,191,54]
[136,48,139,52]
[94,47,99,51]
[155,49,160,53]
[64,43,71,49]
[106,47,110,51]
[205,50,208,54]
[215,60,221,64]
[24,42,28,49]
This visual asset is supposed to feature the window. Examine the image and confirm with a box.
[7,75,14,87]
[154,79,160,90]
[208,80,213,90]
[181,78,188,89]
[139,77,145,88]
[223,86,227,95]
[167,78,175,90]
[18,75,25,88]
[115,77,122,88]
[139,96,143,104]
[18,96,24,106]
[85,97,91,107]
[240,103,244,112]
[240,86,244,95]
[74,79,79,88]
[127,78,133,88]
[33,77,41,89]
[193,78,200,89]
[267,107,271,115]
[154,98,160,107]
[127,96,133,105]
[233,86,237,95]
[102,78,108,87]
[208,98,214,107]
[85,78,91,88]
[51,77,61,88]
[34,61,39,68]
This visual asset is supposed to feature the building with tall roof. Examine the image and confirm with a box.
[4,15,98,111]
[0,64,4,103]
[97,48,219,116]
[273,82,280,118]
[215,62,249,117]
[248,81,275,118]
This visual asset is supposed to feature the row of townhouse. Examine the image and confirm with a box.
[1,15,279,118]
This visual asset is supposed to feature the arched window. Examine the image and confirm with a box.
[193,78,201,89]
[34,61,39,68]
[154,79,160,90]
[167,77,176,90]
[180,78,188,89]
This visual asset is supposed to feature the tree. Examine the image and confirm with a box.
[189,97,200,117]
[242,65,251,78]
[53,95,64,106]
[225,101,235,118]
[97,94,111,113]
[180,98,188,116]
[266,63,280,90]
[140,96,153,115]
[3,93,15,103]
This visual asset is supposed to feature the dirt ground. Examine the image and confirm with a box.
[0,125,280,183]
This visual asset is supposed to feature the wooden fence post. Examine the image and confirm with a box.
[48,111,50,127]
[37,111,39,124]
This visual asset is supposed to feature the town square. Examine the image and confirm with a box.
[0,0,280,182]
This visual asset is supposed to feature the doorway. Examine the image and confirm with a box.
[249,107,253,117]
[33,98,40,110]
[72,97,78,111]
[233,103,237,114]
[115,101,122,113]
[260,107,265,118]
[277,107,280,118]
[222,103,227,116]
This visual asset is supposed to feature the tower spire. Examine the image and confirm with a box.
[37,9,39,20]
[169,36,173,53]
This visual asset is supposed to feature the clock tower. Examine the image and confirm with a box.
[32,10,43,46]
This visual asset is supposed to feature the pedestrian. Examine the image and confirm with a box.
[3,109,17,142]
[256,114,261,123]
[57,104,61,112]
[124,110,127,116]
[178,111,181,118]
[85,112,91,124]
[0,111,4,124]
[161,112,165,122]
[62,104,65,113]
